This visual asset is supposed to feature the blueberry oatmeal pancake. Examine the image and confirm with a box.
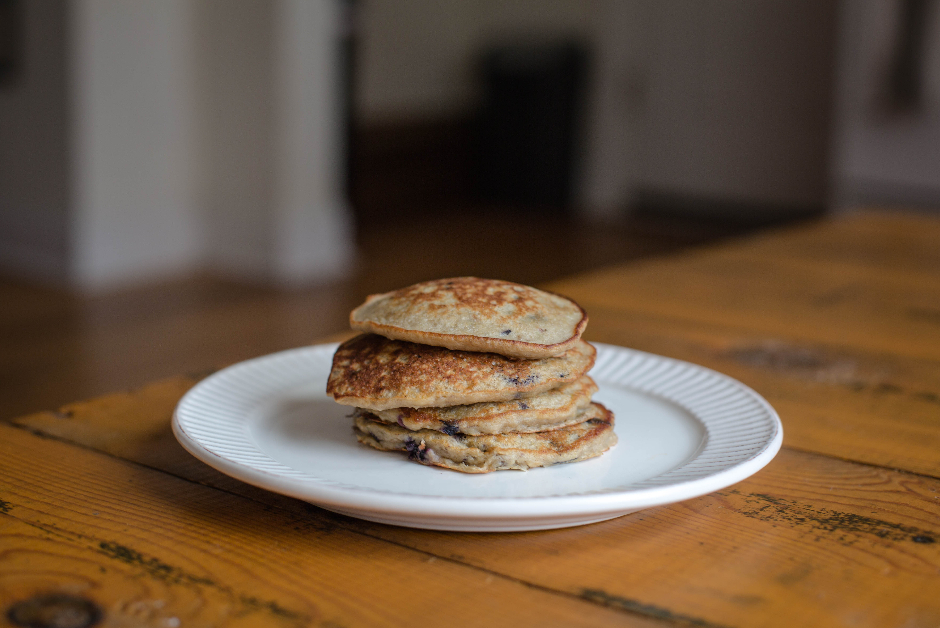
[328,277,616,473]
[350,277,588,359]
[353,403,616,473]
[358,376,598,435]
[327,333,595,410]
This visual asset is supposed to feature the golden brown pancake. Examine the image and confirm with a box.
[360,376,598,435]
[349,277,588,359]
[354,402,617,473]
[327,333,596,410]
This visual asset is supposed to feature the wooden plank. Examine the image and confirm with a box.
[13,285,939,487]
[546,239,940,364]
[6,211,937,626]
[354,449,940,628]
[10,400,940,627]
[0,423,659,628]
[15,305,940,482]
[719,211,940,278]
[10,377,940,627]
[537,216,940,477]
[10,376,309,505]
[0,276,356,421]
[579,307,940,478]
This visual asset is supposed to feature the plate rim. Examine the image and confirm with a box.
[172,342,783,522]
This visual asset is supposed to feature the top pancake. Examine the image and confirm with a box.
[349,277,588,359]
[327,333,596,410]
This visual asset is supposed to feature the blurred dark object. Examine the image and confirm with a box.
[633,189,826,229]
[350,118,473,231]
[340,0,359,202]
[474,41,587,212]
[0,0,21,86]
[884,0,933,114]
[345,0,476,233]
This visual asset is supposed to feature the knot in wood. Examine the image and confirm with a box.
[7,594,102,628]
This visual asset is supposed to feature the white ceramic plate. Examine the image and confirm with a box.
[173,343,782,532]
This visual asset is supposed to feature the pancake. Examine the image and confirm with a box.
[327,333,596,410]
[354,402,617,473]
[361,376,598,435]
[349,277,588,359]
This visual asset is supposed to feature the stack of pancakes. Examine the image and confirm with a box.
[326,278,617,473]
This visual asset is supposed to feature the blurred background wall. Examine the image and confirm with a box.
[354,0,593,123]
[580,0,836,220]
[1,0,353,290]
[832,0,940,209]
[70,0,201,288]
[2,0,939,290]
[352,0,940,222]
[0,0,70,282]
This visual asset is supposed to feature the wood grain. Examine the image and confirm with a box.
[538,212,940,478]
[547,213,940,364]
[548,257,940,363]
[352,449,940,628]
[7,211,940,628]
[722,210,940,278]
[17,303,940,485]
[0,423,661,628]
[575,308,940,477]
[10,377,940,628]
[0,276,357,422]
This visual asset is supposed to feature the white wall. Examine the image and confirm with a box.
[0,0,71,282]
[70,0,201,289]
[831,0,940,210]
[0,0,354,289]
[193,0,354,283]
[271,0,354,283]
[579,1,654,218]
[640,1,836,208]
[582,0,837,218]
[193,0,275,278]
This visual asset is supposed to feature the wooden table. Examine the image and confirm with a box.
[3,210,939,628]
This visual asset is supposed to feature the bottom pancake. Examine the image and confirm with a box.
[354,402,617,473]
